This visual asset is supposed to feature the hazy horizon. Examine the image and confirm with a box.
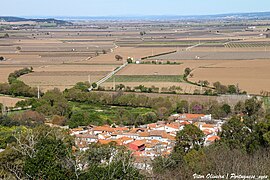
[2,0,270,17]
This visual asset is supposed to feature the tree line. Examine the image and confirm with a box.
[0,67,40,97]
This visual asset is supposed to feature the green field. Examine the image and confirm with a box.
[106,75,184,82]
[225,42,270,48]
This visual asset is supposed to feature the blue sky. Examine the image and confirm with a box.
[2,0,270,17]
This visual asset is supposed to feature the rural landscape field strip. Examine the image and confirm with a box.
[106,75,184,82]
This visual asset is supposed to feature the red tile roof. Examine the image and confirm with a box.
[130,140,145,147]
[93,125,115,132]
[207,136,220,142]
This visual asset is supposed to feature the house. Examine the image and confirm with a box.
[70,128,88,135]
[200,123,217,132]
[178,114,211,121]
[205,136,220,146]
[149,130,167,141]
[129,140,146,151]
[93,125,115,135]
[75,134,98,144]
[138,132,151,140]
[165,123,180,133]
[117,137,133,145]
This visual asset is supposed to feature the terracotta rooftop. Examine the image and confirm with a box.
[202,124,215,129]
[130,140,145,147]
[166,123,180,129]
[207,136,220,142]
[181,114,205,119]
[114,127,129,132]
[139,132,150,137]
[129,128,147,133]
[150,130,167,138]
[98,139,113,145]
[93,125,115,132]
[203,129,213,135]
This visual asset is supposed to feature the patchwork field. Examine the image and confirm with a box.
[19,65,118,91]
[190,59,270,94]
[101,64,204,93]
[1,20,270,95]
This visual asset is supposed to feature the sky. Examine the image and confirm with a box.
[2,0,270,17]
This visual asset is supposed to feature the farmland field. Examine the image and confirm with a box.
[0,96,24,107]
[190,59,270,94]
[1,19,270,95]
[106,75,183,82]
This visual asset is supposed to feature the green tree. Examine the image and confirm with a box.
[127,57,133,63]
[213,81,228,94]
[221,103,231,115]
[220,117,251,151]
[244,97,263,117]
[80,144,144,179]
[115,55,123,61]
[35,88,71,117]
[174,124,205,156]
[116,84,125,91]
[0,126,76,179]
[74,82,90,92]
[184,67,192,77]
[92,82,98,89]
[228,85,237,94]
[176,100,189,113]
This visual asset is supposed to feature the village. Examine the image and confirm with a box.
[70,113,223,167]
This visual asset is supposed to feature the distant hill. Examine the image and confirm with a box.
[55,11,270,21]
[0,16,71,25]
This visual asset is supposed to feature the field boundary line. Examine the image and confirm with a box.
[88,62,128,91]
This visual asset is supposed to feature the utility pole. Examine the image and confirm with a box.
[113,77,116,91]
[200,82,203,94]
[1,100,6,116]
[88,75,91,84]
[37,85,40,99]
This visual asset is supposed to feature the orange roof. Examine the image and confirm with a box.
[129,128,146,133]
[98,139,113,145]
[114,127,129,132]
[166,134,176,141]
[203,129,213,135]
[145,143,155,148]
[71,128,84,131]
[93,125,115,132]
[166,123,180,129]
[139,132,150,137]
[202,124,215,128]
[130,140,145,147]
[118,136,133,142]
[183,114,204,119]
[150,130,167,138]
[149,139,162,145]
[207,136,220,142]
[180,121,191,126]
[148,123,157,128]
